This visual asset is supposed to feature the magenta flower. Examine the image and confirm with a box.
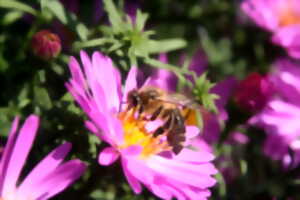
[0,115,86,200]
[250,59,300,167]
[234,72,273,113]
[241,0,300,58]
[66,51,218,199]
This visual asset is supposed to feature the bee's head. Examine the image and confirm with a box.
[127,89,140,106]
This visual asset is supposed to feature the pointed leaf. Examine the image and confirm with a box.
[147,39,187,54]
[103,0,124,33]
[135,10,148,31]
[0,0,37,16]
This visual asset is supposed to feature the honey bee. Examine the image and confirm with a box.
[126,86,202,154]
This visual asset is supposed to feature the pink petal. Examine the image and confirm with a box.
[272,25,300,47]
[68,56,86,88]
[121,158,142,194]
[120,145,142,156]
[17,143,72,196]
[0,117,20,194]
[148,181,173,200]
[80,50,93,88]
[185,126,200,139]
[176,148,215,163]
[28,159,86,200]
[2,115,39,197]
[98,147,119,166]
[91,52,121,110]
[241,0,279,31]
[147,156,217,188]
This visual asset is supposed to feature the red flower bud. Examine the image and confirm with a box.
[31,30,61,60]
[234,72,273,113]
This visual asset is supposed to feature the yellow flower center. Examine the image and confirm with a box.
[118,110,171,158]
[279,1,300,26]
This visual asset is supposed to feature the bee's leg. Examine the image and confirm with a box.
[167,129,185,154]
[167,109,185,154]
[153,110,173,137]
[137,104,144,119]
[162,109,172,119]
[152,127,165,137]
[150,105,163,121]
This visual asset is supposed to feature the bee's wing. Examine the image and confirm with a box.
[164,93,198,108]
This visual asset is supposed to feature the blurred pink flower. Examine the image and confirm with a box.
[31,30,61,60]
[250,59,300,167]
[242,0,300,58]
[66,51,218,199]
[0,115,86,200]
[234,72,273,113]
[226,131,249,145]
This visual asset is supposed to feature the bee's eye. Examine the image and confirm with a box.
[148,90,159,99]
[129,90,138,98]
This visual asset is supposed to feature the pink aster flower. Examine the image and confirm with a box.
[241,0,300,58]
[250,58,300,167]
[66,51,218,199]
[0,115,86,200]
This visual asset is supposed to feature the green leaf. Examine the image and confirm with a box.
[0,0,38,16]
[18,84,30,108]
[40,0,47,11]
[147,39,187,54]
[215,173,227,197]
[43,0,88,41]
[88,134,101,158]
[200,29,232,65]
[73,38,115,50]
[44,0,68,24]
[34,86,52,110]
[0,48,8,72]
[107,41,124,52]
[193,73,219,113]
[145,58,192,76]
[135,10,148,31]
[0,106,19,136]
[1,10,23,25]
[61,93,74,102]
[103,0,125,33]
[76,23,89,41]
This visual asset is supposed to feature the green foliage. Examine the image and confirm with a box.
[42,0,89,41]
[193,73,219,114]
[73,0,187,68]
[0,0,38,16]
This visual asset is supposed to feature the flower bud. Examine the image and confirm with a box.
[234,72,273,113]
[31,30,61,60]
